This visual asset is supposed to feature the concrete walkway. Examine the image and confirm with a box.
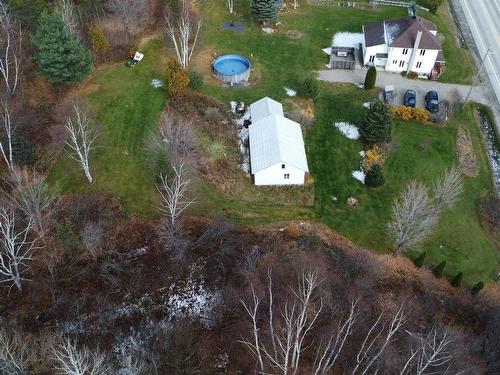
[317,69,489,108]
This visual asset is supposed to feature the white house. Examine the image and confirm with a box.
[248,98,309,186]
[361,16,445,77]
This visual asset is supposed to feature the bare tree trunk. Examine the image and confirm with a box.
[65,103,97,184]
[0,327,34,373]
[227,0,234,14]
[0,100,14,172]
[165,0,201,70]
[53,337,111,375]
[0,206,38,292]
[0,0,22,97]
[56,0,79,35]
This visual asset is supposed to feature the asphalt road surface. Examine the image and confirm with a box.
[459,0,500,109]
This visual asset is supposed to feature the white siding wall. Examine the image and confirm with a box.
[408,49,439,75]
[385,47,438,75]
[386,47,412,72]
[254,163,305,186]
[363,45,389,67]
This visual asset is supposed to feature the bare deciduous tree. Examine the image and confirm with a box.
[0,100,14,171]
[53,338,111,375]
[240,269,323,374]
[8,168,57,238]
[0,206,38,292]
[65,103,98,183]
[82,221,104,262]
[432,166,464,216]
[387,181,437,256]
[158,112,198,166]
[351,306,406,375]
[0,0,22,96]
[400,328,453,375]
[165,0,201,70]
[156,164,196,239]
[227,0,234,14]
[56,0,79,35]
[0,328,33,374]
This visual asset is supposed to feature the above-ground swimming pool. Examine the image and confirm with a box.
[212,54,251,84]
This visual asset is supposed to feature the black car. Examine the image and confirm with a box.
[403,90,416,108]
[425,90,439,113]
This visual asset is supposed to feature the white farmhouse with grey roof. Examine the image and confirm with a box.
[248,98,309,186]
[361,16,445,77]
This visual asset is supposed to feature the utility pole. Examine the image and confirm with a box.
[464,48,492,105]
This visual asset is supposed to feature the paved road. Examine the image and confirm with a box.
[317,69,488,108]
[459,0,500,109]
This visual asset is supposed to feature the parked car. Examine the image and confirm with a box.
[425,90,439,113]
[383,85,394,104]
[404,90,416,107]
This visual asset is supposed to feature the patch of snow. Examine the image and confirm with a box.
[363,102,371,108]
[151,79,164,88]
[262,27,274,34]
[332,32,364,48]
[359,150,365,157]
[284,86,297,96]
[352,170,366,183]
[334,122,360,140]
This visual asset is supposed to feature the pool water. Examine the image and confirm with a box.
[214,59,248,75]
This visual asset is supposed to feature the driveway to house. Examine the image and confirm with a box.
[317,69,489,108]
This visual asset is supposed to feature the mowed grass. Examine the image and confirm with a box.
[49,41,168,215]
[307,84,498,284]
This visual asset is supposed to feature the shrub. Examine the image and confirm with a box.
[26,76,56,110]
[365,164,385,187]
[412,107,430,122]
[414,252,426,267]
[451,272,463,287]
[300,76,319,98]
[406,71,418,79]
[471,281,484,295]
[363,145,386,171]
[360,99,392,144]
[56,218,81,258]
[188,70,204,90]
[87,24,110,63]
[11,136,35,165]
[433,261,446,277]
[164,59,189,96]
[364,66,377,89]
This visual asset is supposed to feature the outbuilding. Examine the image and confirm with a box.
[248,105,309,186]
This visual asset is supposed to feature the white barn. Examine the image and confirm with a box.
[248,98,309,186]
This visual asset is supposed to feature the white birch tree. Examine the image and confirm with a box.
[387,181,437,256]
[156,164,196,238]
[0,207,38,292]
[0,328,34,374]
[56,0,79,35]
[227,0,234,14]
[0,100,14,172]
[53,338,111,375]
[65,103,98,183]
[165,0,201,70]
[0,0,22,97]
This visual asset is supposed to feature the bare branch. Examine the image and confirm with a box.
[65,102,98,183]
[0,100,14,171]
[165,0,201,70]
[387,181,437,256]
[53,337,111,375]
[0,327,34,374]
[432,166,464,215]
[157,112,198,167]
[0,1,22,96]
[56,0,79,35]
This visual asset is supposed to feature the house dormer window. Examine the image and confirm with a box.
[402,48,409,55]
[420,49,426,56]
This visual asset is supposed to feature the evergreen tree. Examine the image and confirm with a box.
[451,272,463,287]
[251,0,278,22]
[364,66,377,89]
[365,164,385,187]
[433,261,446,278]
[33,11,91,84]
[360,99,393,144]
[471,281,484,295]
[414,251,426,267]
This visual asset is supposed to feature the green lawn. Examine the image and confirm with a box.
[48,40,168,215]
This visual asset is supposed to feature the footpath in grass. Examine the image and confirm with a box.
[49,41,168,215]
[307,84,498,284]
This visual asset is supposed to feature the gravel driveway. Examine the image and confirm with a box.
[317,69,489,108]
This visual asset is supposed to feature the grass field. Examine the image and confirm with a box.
[47,2,497,283]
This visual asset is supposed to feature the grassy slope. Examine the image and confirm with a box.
[49,41,167,215]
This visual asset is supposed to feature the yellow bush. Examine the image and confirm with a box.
[412,107,430,122]
[363,145,386,171]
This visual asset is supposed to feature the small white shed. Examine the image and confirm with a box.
[249,97,284,123]
[249,113,309,186]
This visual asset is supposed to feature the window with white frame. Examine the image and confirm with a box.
[393,60,398,64]
[416,61,422,68]
[284,174,290,179]
[419,49,426,56]
[369,55,375,63]
[281,164,285,169]
[402,48,409,55]
[399,60,404,67]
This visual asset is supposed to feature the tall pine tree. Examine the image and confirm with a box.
[251,0,278,22]
[33,11,91,84]
[360,99,392,144]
